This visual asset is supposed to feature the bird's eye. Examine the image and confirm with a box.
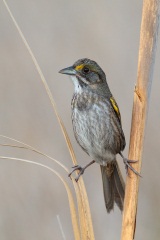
[82,67,90,74]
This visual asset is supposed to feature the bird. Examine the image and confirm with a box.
[59,58,139,213]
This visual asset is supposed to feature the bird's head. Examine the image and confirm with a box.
[59,58,109,93]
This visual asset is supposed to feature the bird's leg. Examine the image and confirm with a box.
[119,152,141,177]
[68,160,95,182]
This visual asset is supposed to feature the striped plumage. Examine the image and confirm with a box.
[71,90,125,165]
[59,58,126,212]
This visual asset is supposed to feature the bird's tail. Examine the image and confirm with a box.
[100,160,125,213]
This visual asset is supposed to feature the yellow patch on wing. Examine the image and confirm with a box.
[75,64,84,71]
[110,96,121,123]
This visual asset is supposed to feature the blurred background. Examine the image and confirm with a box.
[0,0,160,239]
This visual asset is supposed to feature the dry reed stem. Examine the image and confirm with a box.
[2,1,95,239]
[0,135,69,172]
[0,137,94,238]
[0,156,81,240]
[121,1,160,239]
[0,138,89,238]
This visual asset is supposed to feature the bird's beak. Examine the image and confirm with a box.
[59,66,76,76]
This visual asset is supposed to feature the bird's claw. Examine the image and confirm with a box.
[123,157,141,177]
[119,152,141,177]
[68,165,84,181]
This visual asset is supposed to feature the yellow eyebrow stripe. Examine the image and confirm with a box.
[75,64,84,71]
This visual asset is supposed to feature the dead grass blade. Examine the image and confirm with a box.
[0,139,94,238]
[0,134,68,172]
[0,156,81,240]
[2,1,95,239]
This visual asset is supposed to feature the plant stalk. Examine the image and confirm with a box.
[121,0,160,239]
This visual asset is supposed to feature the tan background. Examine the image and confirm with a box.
[0,1,160,239]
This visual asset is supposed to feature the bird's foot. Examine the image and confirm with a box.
[120,153,141,177]
[68,160,95,182]
[68,165,85,182]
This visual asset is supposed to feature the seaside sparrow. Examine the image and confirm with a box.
[59,58,139,212]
